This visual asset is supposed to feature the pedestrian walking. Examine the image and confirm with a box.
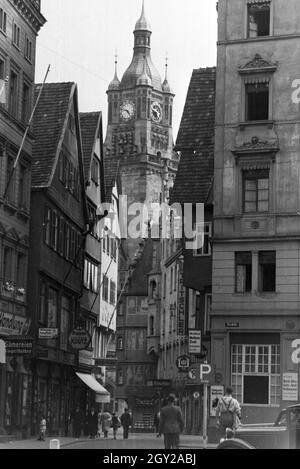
[99,409,112,438]
[120,408,132,440]
[72,406,83,439]
[154,410,161,437]
[216,386,241,439]
[158,394,184,450]
[87,407,98,439]
[37,415,47,441]
[111,412,121,440]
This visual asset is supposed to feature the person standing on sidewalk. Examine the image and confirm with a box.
[216,386,241,439]
[158,394,184,450]
[111,413,121,440]
[72,406,83,439]
[37,415,47,441]
[120,408,132,440]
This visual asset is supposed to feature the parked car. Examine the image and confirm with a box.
[217,404,300,449]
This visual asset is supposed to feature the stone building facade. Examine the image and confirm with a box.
[0,0,45,437]
[212,0,300,424]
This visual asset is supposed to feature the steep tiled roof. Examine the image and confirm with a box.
[80,112,101,180]
[32,82,74,188]
[104,157,120,202]
[171,67,216,205]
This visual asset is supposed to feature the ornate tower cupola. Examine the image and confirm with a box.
[121,0,162,91]
[137,56,153,88]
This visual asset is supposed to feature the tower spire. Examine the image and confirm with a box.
[108,53,120,91]
[135,0,151,31]
[165,53,168,81]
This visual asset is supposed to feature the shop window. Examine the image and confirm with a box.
[246,82,269,121]
[243,169,269,213]
[232,344,280,405]
[259,251,276,292]
[248,2,270,38]
[235,252,252,293]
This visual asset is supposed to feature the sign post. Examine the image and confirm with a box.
[203,382,208,449]
[199,363,212,449]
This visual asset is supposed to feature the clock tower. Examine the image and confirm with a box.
[104,1,176,212]
[104,2,178,420]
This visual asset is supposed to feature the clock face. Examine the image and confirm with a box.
[120,101,135,121]
[151,102,162,123]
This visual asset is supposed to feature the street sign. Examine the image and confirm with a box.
[38,328,59,340]
[5,337,34,356]
[68,327,91,351]
[188,330,201,355]
[176,355,191,371]
[200,363,212,381]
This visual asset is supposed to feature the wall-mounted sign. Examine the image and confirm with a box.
[0,339,6,364]
[210,386,224,417]
[189,330,201,355]
[0,312,31,336]
[193,392,200,400]
[176,355,191,371]
[282,373,298,401]
[5,337,34,356]
[177,260,186,336]
[68,327,91,351]
[38,328,59,340]
[225,322,240,328]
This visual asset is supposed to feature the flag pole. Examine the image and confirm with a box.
[3,64,51,199]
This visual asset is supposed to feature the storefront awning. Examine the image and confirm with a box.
[76,372,110,403]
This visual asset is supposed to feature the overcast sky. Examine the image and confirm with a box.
[36,0,218,140]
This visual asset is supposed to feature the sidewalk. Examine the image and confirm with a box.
[0,433,217,450]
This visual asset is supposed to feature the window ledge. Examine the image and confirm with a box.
[239,120,274,130]
[255,291,278,297]
[233,293,252,297]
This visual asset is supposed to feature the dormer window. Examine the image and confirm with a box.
[248,2,271,38]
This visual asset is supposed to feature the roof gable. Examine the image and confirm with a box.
[171,67,216,205]
[32,82,75,189]
[80,112,101,180]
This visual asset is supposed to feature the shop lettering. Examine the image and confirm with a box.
[0,312,31,336]
[70,337,89,345]
[291,339,300,364]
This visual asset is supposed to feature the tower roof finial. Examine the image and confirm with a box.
[135,0,151,31]
[165,53,169,81]
[108,52,120,91]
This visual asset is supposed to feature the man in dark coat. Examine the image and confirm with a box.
[72,406,83,439]
[87,407,98,439]
[120,408,132,440]
[158,394,184,449]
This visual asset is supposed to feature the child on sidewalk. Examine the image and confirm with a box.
[37,416,47,441]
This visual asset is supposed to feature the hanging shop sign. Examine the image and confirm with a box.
[5,337,34,356]
[176,355,191,371]
[68,327,91,351]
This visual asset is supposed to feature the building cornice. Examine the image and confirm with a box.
[9,0,46,33]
